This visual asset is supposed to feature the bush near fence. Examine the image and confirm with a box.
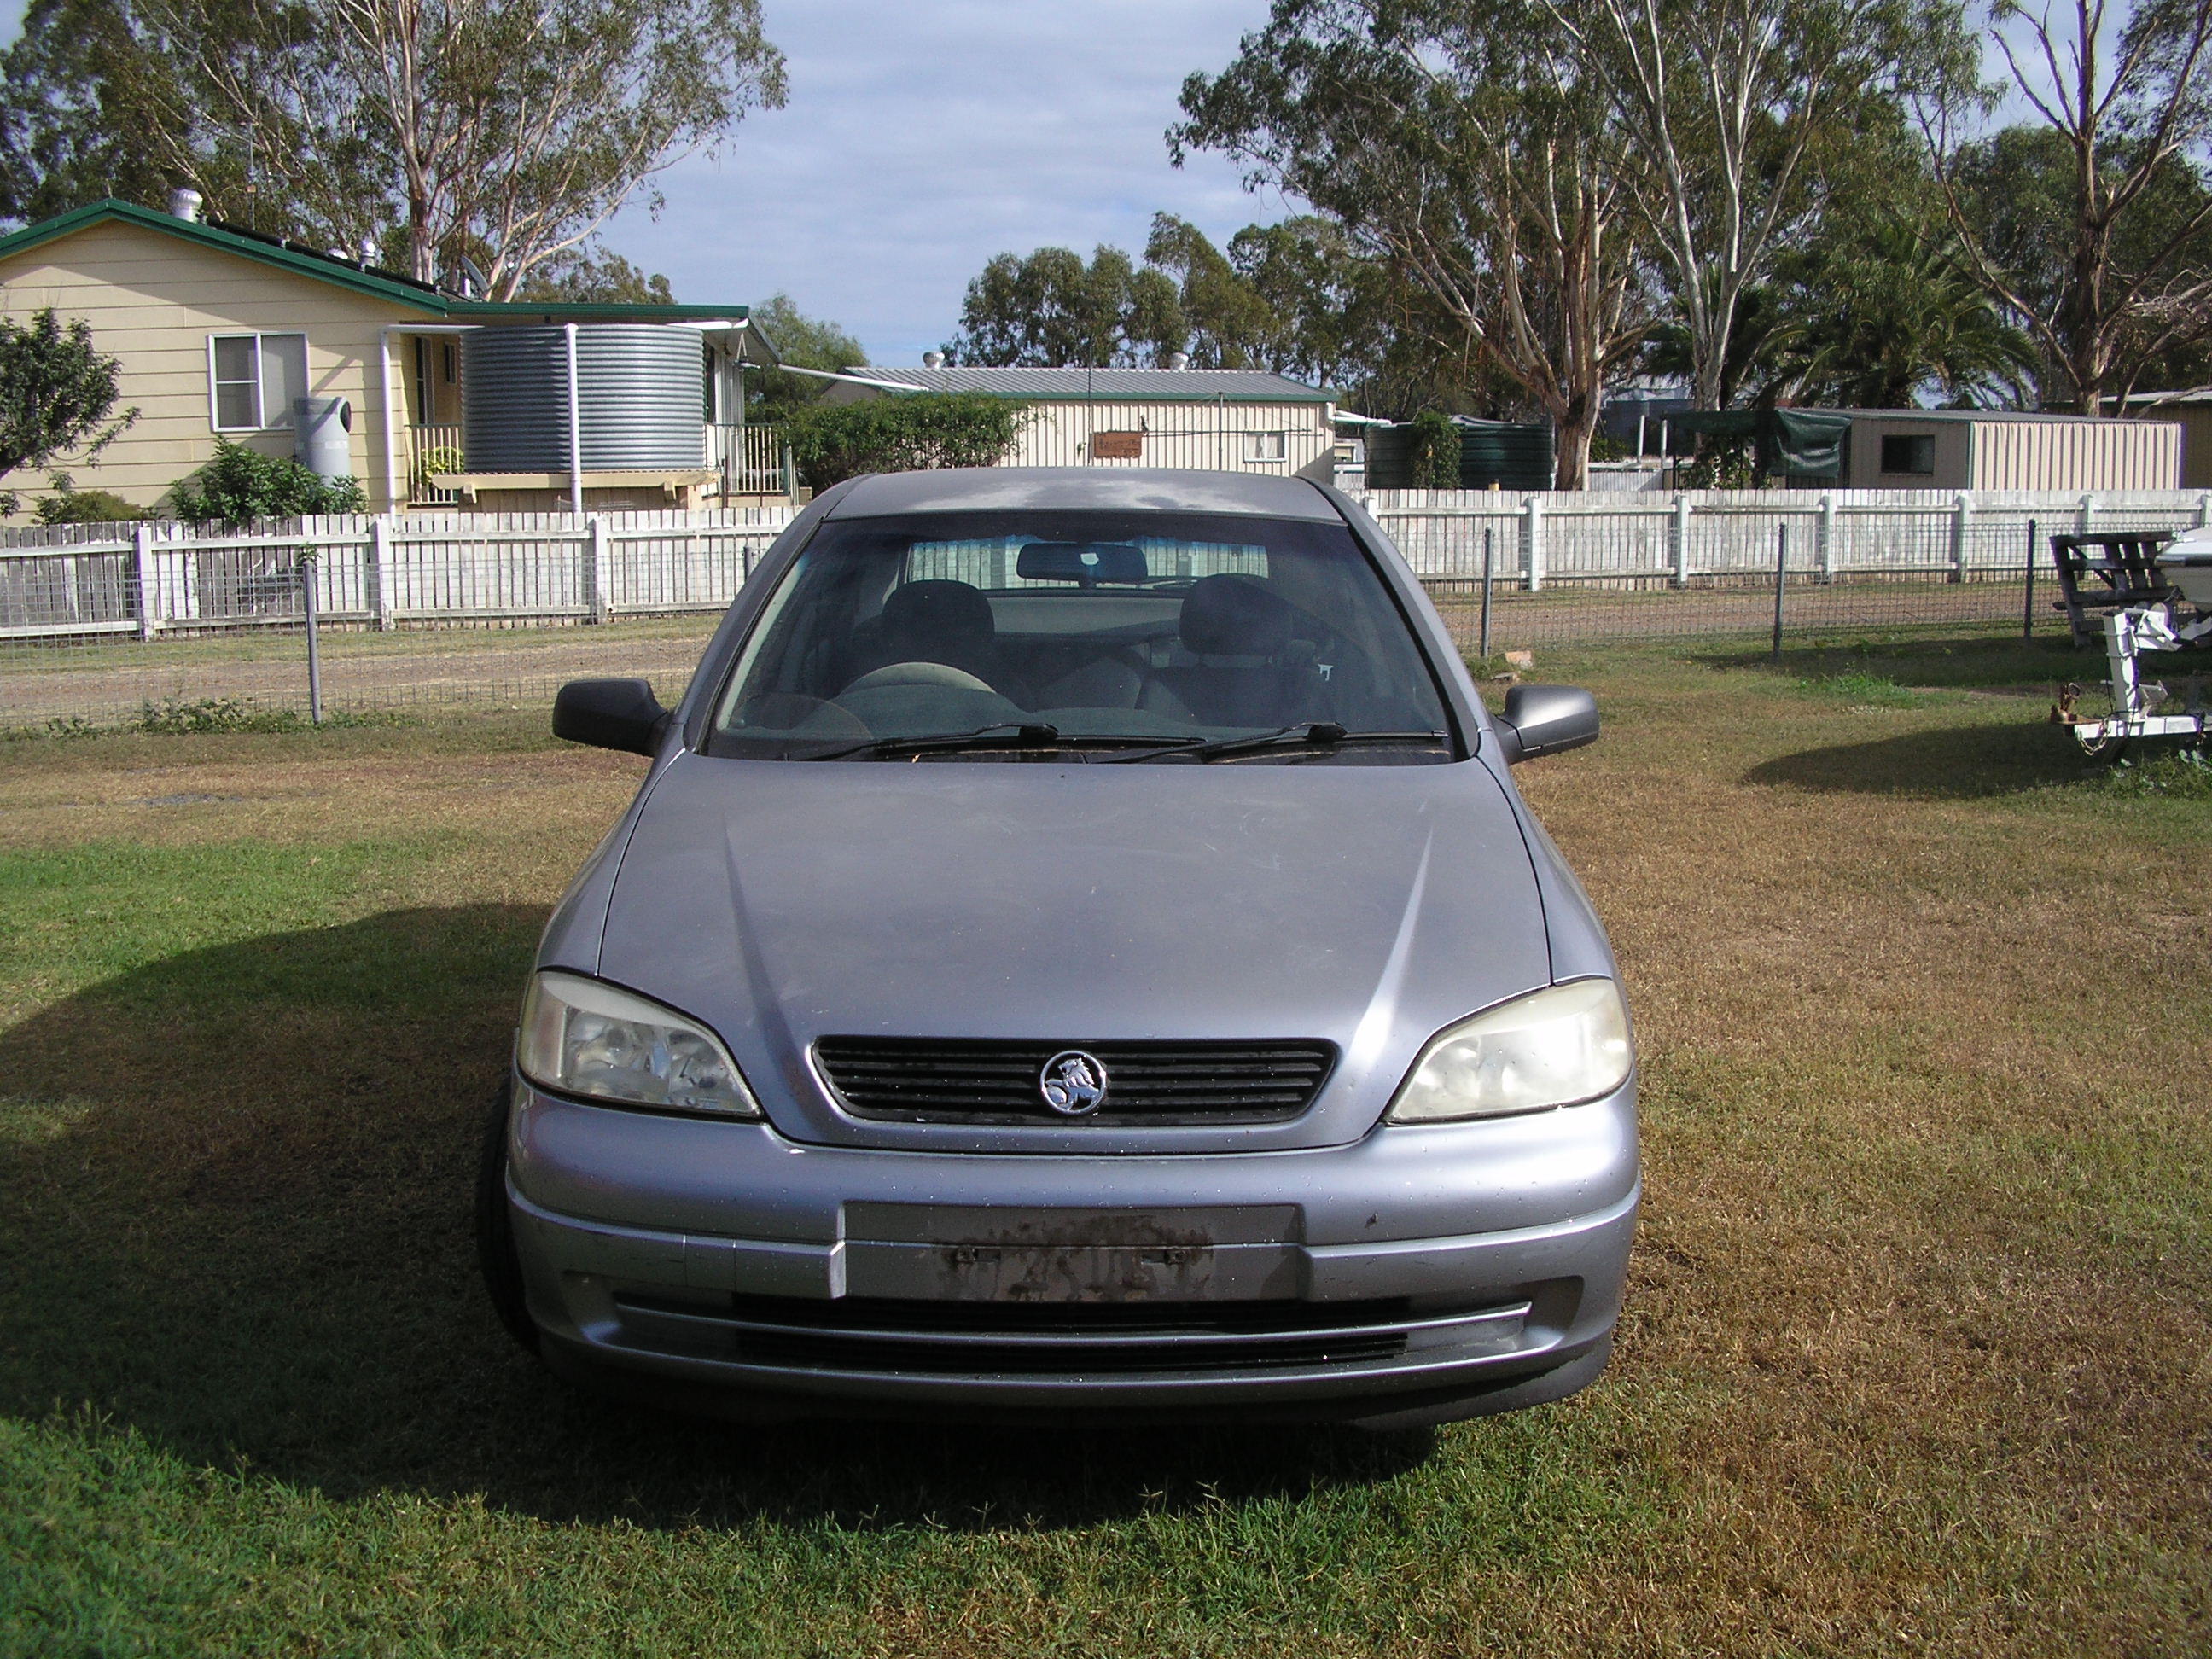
[3,489,2204,727]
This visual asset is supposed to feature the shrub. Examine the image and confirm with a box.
[35,484,140,524]
[414,445,465,496]
[1404,410,1463,490]
[780,393,1028,489]
[169,439,370,523]
[1680,433,1757,490]
[137,696,306,734]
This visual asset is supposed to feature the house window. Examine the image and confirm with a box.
[1244,430,1288,462]
[207,332,308,431]
[1879,433,1935,475]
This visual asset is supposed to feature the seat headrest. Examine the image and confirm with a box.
[880,580,995,655]
[1179,573,1291,657]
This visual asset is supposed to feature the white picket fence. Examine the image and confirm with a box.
[0,508,798,639]
[1359,486,2212,590]
[3,488,2209,640]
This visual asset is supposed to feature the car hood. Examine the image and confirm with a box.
[591,753,1552,1152]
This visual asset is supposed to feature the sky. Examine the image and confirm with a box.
[0,0,1285,367]
[0,0,2066,368]
[606,1,1287,364]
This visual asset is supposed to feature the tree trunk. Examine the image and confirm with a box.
[1553,394,1596,489]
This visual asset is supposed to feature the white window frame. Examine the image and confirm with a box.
[1243,429,1289,463]
[207,332,309,432]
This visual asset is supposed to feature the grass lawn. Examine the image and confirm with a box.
[0,630,2206,1656]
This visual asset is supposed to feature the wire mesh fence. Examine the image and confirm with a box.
[3,489,2203,731]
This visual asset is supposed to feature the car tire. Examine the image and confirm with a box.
[474,1078,542,1355]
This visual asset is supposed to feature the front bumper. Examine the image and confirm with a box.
[505,1075,1639,1424]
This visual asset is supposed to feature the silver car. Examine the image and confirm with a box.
[478,468,1636,1429]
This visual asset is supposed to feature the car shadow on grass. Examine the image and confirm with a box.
[0,905,1438,1533]
[1744,718,2103,797]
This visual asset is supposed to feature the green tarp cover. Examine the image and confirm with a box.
[1673,408,1852,480]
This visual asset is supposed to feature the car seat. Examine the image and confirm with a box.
[849,580,1029,701]
[1142,573,1321,727]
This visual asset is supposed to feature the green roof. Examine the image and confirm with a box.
[0,198,755,326]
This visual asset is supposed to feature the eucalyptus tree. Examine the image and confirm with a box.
[1,0,784,300]
[1537,0,1971,411]
[1142,214,1282,369]
[947,245,1184,368]
[0,0,244,225]
[1924,0,2212,411]
[1143,212,1403,392]
[1173,0,1656,486]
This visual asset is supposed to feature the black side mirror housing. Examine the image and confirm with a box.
[1494,684,1599,764]
[553,678,671,756]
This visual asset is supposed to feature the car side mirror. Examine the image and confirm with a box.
[1494,684,1599,764]
[553,678,670,756]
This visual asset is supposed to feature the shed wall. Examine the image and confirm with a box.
[0,218,417,515]
[1845,416,1972,488]
[998,399,1335,475]
[1969,418,2179,490]
[2128,405,2212,487]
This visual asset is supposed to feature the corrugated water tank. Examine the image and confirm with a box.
[460,325,704,472]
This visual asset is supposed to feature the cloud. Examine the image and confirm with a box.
[600,0,1288,364]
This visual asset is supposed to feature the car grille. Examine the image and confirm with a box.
[611,1292,1533,1377]
[812,1037,1336,1125]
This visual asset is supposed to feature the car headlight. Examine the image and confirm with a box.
[1385,979,1632,1123]
[517,971,761,1118]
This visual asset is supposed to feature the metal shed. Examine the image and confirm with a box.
[1842,409,2180,491]
[2111,390,2212,487]
[822,366,1339,480]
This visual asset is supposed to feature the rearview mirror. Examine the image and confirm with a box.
[553,678,670,755]
[1493,684,1598,764]
[1015,541,1149,585]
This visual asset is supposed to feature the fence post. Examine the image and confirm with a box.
[1950,492,1970,583]
[131,521,158,640]
[1479,527,1495,661]
[2023,516,2039,642]
[2078,493,2095,537]
[1670,495,1691,588]
[1819,492,1837,581]
[298,550,323,725]
[1771,523,1788,662]
[368,515,393,631]
[1523,496,1544,592]
[2198,493,2210,528]
[584,515,610,623]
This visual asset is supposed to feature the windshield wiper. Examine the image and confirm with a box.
[1102,723,1450,763]
[799,722,1063,760]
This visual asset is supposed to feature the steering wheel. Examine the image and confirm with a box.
[835,661,998,697]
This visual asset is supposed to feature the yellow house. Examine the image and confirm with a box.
[0,197,778,517]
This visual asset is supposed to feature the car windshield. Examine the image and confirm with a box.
[706,509,1457,763]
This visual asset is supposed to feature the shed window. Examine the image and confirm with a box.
[208,332,308,431]
[1244,430,1288,462]
[1879,433,1935,475]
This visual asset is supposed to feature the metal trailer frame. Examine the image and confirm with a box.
[2052,602,2212,754]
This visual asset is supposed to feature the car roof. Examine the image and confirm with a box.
[824,467,1342,521]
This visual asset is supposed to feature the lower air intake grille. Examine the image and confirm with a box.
[614,1292,1425,1376]
[813,1037,1336,1125]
